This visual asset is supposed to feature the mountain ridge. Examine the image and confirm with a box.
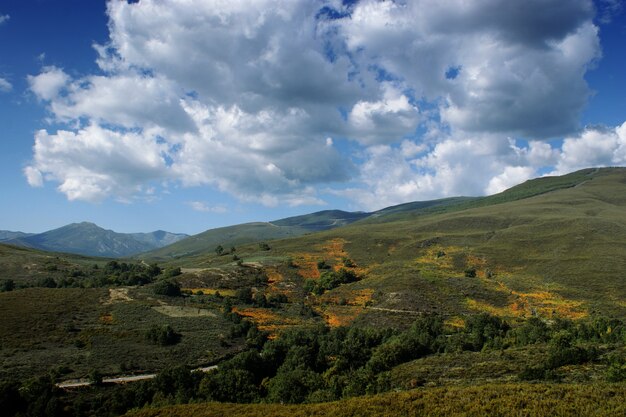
[6,222,188,258]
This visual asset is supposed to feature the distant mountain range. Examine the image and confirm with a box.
[0,222,188,258]
[0,230,34,241]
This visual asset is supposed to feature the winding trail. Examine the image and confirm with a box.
[57,365,217,389]
[366,306,421,314]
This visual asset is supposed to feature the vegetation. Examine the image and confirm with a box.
[3,168,626,416]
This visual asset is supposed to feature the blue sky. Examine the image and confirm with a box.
[0,0,625,235]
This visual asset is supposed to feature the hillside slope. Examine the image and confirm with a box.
[145,169,597,263]
[176,167,626,319]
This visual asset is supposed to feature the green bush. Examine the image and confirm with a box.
[146,324,181,346]
[153,279,181,297]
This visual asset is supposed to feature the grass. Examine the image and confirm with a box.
[0,243,109,284]
[126,383,626,417]
[0,286,244,381]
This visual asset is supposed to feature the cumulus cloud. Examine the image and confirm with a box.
[28,66,70,101]
[338,0,599,138]
[553,122,626,174]
[26,125,168,202]
[347,83,420,145]
[25,0,611,208]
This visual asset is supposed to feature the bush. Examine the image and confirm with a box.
[464,268,477,278]
[0,279,15,292]
[146,324,181,346]
[153,279,181,297]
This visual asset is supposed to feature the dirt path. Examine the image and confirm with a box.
[366,306,422,314]
[57,365,218,389]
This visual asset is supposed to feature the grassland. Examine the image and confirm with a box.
[126,383,626,417]
[0,285,244,381]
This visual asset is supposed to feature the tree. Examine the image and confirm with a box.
[0,279,15,292]
[153,279,181,297]
[215,245,224,256]
[146,324,181,346]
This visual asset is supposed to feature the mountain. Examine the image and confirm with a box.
[270,210,370,231]
[129,230,189,248]
[0,230,33,242]
[7,222,187,258]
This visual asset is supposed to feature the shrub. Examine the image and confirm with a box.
[146,324,181,346]
[153,279,181,297]
[0,279,15,292]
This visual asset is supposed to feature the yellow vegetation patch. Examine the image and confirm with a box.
[234,307,301,338]
[291,253,321,280]
[183,288,237,297]
[466,298,513,317]
[466,288,587,320]
[99,313,113,324]
[265,268,283,284]
[321,238,348,259]
[510,290,587,319]
[317,305,364,328]
[444,316,465,329]
[414,245,463,271]
[320,289,374,307]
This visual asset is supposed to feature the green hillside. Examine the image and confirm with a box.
[140,222,308,261]
[162,168,625,318]
[0,243,109,284]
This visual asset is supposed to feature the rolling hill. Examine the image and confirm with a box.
[165,167,626,318]
[6,222,187,258]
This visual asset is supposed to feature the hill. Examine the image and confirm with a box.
[7,222,187,258]
[139,197,485,262]
[167,167,626,319]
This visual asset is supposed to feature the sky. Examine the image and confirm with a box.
[0,0,625,235]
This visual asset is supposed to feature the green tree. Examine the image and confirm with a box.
[153,279,181,297]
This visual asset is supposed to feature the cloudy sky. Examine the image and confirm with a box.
[1,0,625,234]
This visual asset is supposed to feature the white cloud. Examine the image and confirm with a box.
[553,122,626,174]
[347,83,420,145]
[26,125,168,202]
[0,77,11,92]
[25,0,610,208]
[27,66,70,101]
[187,201,228,213]
[337,0,599,138]
[0,14,9,25]
[486,166,535,195]
[24,166,43,187]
